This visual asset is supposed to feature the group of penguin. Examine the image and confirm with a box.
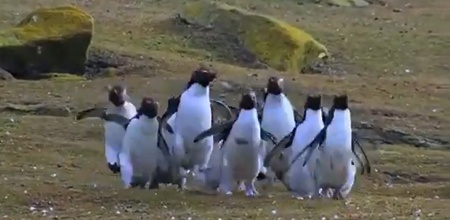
[76,67,371,199]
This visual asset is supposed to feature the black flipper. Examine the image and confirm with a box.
[285,127,327,168]
[76,107,107,120]
[160,96,181,134]
[352,131,371,175]
[165,124,175,134]
[321,107,330,123]
[213,124,233,144]
[302,128,327,167]
[293,109,303,124]
[263,126,297,167]
[294,107,333,167]
[102,113,131,129]
[261,128,277,144]
[193,120,235,143]
[156,117,172,160]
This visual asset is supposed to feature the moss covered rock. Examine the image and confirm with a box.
[179,2,328,73]
[0,6,93,79]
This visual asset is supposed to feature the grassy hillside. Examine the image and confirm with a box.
[0,0,449,219]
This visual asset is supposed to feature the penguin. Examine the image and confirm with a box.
[257,76,297,187]
[263,94,326,197]
[119,97,174,189]
[193,90,277,196]
[99,97,175,189]
[164,67,222,190]
[75,85,137,174]
[291,94,371,199]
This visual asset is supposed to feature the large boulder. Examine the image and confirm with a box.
[179,2,328,73]
[0,6,93,79]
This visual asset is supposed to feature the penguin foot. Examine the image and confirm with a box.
[332,191,344,200]
[218,186,233,195]
[291,192,313,200]
[243,183,258,197]
[245,189,256,197]
[107,163,121,174]
[319,188,334,198]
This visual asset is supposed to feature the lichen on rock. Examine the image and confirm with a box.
[0,6,94,79]
[179,1,328,73]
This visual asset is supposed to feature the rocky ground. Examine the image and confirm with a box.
[0,0,449,219]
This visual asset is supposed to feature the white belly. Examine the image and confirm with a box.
[223,122,261,181]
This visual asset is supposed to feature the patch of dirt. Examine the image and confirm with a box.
[354,121,449,149]
[296,0,387,7]
[83,48,157,78]
[0,103,73,117]
[382,171,450,184]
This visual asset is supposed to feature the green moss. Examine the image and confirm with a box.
[0,6,94,79]
[13,6,93,41]
[40,73,86,81]
[0,30,23,46]
[180,1,328,73]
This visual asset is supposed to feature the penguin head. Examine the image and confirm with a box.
[107,85,127,107]
[239,90,257,110]
[304,94,322,111]
[266,76,284,95]
[188,67,217,88]
[332,94,349,110]
[137,97,159,118]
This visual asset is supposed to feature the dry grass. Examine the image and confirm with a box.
[0,0,449,219]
